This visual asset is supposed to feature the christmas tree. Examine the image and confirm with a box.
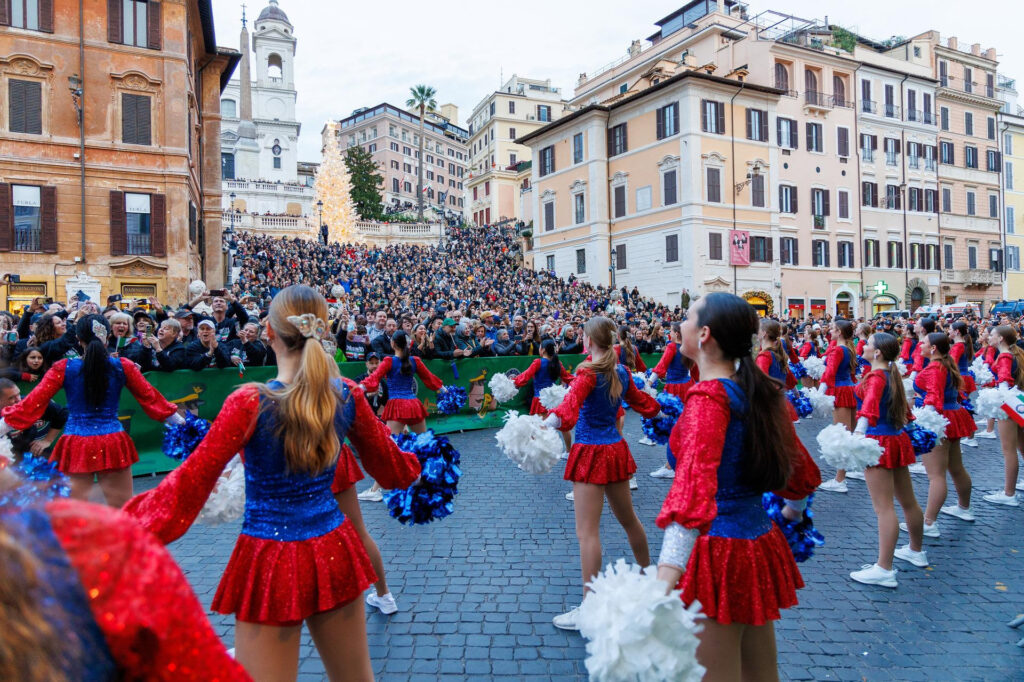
[314,126,357,243]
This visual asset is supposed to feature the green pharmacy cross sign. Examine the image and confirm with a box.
[873,281,888,296]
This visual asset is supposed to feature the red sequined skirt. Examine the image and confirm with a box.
[776,439,822,500]
[564,440,636,485]
[943,407,976,440]
[50,432,139,475]
[330,444,364,495]
[826,385,857,409]
[868,432,917,469]
[678,525,803,626]
[528,397,549,416]
[213,518,376,626]
[663,382,692,400]
[381,398,427,425]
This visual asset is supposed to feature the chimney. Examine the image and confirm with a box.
[947,36,958,50]
[986,47,997,61]
[971,43,981,56]
[629,40,642,58]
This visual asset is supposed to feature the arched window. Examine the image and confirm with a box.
[805,69,819,104]
[774,63,789,91]
[221,99,237,118]
[833,75,846,107]
[267,53,283,79]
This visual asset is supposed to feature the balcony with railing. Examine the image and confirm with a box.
[14,226,40,252]
[127,233,151,256]
[942,269,1001,286]
[775,82,798,98]
[883,103,901,119]
[861,100,877,114]
[804,91,832,111]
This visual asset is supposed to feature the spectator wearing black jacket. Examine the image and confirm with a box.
[186,292,248,344]
[173,309,198,345]
[0,377,67,458]
[138,318,190,372]
[229,322,270,367]
[370,318,396,357]
[185,319,234,370]
[432,318,465,360]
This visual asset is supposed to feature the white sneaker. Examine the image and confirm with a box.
[845,471,866,481]
[893,544,930,567]
[565,491,574,501]
[357,488,383,502]
[962,438,978,448]
[366,592,398,615]
[940,504,976,522]
[818,478,848,493]
[983,492,1020,507]
[976,430,997,439]
[1016,479,1024,492]
[629,477,638,490]
[850,563,898,588]
[908,462,927,475]
[901,521,940,538]
[649,465,675,479]
[553,606,581,631]
[638,436,657,446]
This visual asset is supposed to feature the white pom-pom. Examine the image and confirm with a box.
[198,455,245,525]
[896,362,908,376]
[975,386,1016,421]
[494,411,563,475]
[970,357,994,387]
[0,435,14,463]
[632,372,658,398]
[802,356,826,380]
[803,386,834,418]
[577,559,705,682]
[815,423,884,472]
[539,384,568,410]
[488,373,519,404]
[903,376,915,400]
[911,405,951,439]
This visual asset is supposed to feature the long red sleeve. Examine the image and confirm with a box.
[633,351,647,373]
[360,356,393,393]
[560,363,575,385]
[917,364,946,411]
[1,359,67,430]
[513,359,541,387]
[656,382,729,532]
[345,381,421,488]
[414,358,444,392]
[755,350,773,377]
[994,352,1016,385]
[787,342,799,364]
[911,344,926,373]
[821,346,841,388]
[652,343,677,379]
[48,500,250,681]
[900,338,914,363]
[550,369,595,432]
[799,342,813,360]
[949,343,965,367]
[120,357,178,422]
[855,370,886,426]
[622,373,661,417]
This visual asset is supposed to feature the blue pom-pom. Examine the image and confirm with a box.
[162,412,212,461]
[0,454,70,507]
[913,395,924,409]
[786,389,813,418]
[789,361,807,380]
[959,395,975,414]
[904,422,938,456]
[640,393,685,445]
[436,386,468,415]
[384,431,461,525]
[762,492,825,563]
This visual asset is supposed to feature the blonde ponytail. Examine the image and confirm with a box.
[579,317,623,402]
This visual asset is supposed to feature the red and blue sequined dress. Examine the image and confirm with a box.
[1,357,177,474]
[615,345,647,373]
[657,379,804,626]
[756,350,798,421]
[513,357,574,416]
[1,500,247,680]
[855,369,916,468]
[653,342,698,400]
[950,342,977,395]
[822,344,857,408]
[362,355,443,425]
[123,378,420,626]
[900,337,917,370]
[913,363,975,440]
[551,365,660,485]
[994,351,1019,391]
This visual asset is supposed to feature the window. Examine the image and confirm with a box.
[615,244,626,270]
[537,105,551,122]
[777,118,798,149]
[887,241,904,269]
[811,188,829,224]
[1008,162,1014,190]
[861,79,872,112]
[940,107,950,132]
[864,239,881,268]
[121,93,151,145]
[884,137,900,166]
[884,84,896,117]
[115,0,159,49]
[942,187,952,213]
[543,201,554,231]
[989,194,999,218]
[751,175,765,208]
[573,133,584,164]
[940,141,955,165]
[484,180,490,196]
[833,75,847,108]
[619,83,628,95]
[838,190,849,219]
[607,123,628,156]
[746,108,768,141]
[749,236,772,263]
[988,117,996,140]
[965,146,978,169]
[221,99,237,118]
[488,102,495,116]
[390,142,399,152]
[1008,206,1016,235]
[774,63,789,91]
[909,243,922,269]
[508,127,516,140]
[939,60,948,87]
[944,243,954,269]
[806,122,823,152]
[663,170,678,206]
[576,248,586,274]
[838,241,854,268]
[368,143,376,153]
[221,153,235,180]
[780,237,798,265]
[665,234,679,263]
[11,185,42,251]
[805,69,819,104]
[403,181,412,193]
[987,73,996,99]
[1008,245,1020,272]
[927,244,940,270]
[709,232,723,260]
[964,67,973,94]
[8,0,49,30]
[861,181,878,208]
[546,254,555,270]
[508,100,515,114]
[706,168,721,203]
[657,103,679,139]
[812,240,830,267]
[907,89,917,120]
[908,187,921,212]
[886,184,901,210]
[538,146,555,176]
[392,178,399,193]
[923,93,933,124]
[965,112,974,136]
[574,193,585,224]
[701,100,725,134]
[273,156,281,169]
[968,244,978,269]
[779,185,798,213]
[861,133,877,162]
[8,79,42,135]
[987,150,1000,172]
[837,127,850,157]
[125,192,151,255]
[966,191,976,216]
[613,185,627,217]
[1006,133,1015,156]
[925,189,938,213]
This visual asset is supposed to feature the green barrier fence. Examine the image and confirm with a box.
[19,353,660,476]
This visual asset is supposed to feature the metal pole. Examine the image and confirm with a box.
[78,0,86,264]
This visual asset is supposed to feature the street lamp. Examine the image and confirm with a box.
[610,245,618,288]
[227,192,236,236]
[317,200,325,244]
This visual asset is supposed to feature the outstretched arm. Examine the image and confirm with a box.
[0,360,67,432]
[120,358,178,422]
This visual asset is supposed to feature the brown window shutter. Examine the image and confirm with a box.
[700,100,708,131]
[122,93,136,143]
[147,1,162,50]
[40,186,57,253]
[745,109,752,139]
[109,190,126,256]
[823,190,831,216]
[38,0,53,32]
[716,103,725,134]
[150,194,166,256]
[138,95,152,145]
[0,0,9,26]
[760,110,768,142]
[0,184,12,252]
[107,0,122,43]
[656,108,664,139]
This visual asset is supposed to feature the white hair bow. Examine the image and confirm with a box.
[287,313,327,340]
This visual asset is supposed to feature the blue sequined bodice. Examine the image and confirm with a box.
[955,344,970,374]
[708,379,773,540]
[913,368,960,410]
[241,380,354,541]
[665,345,691,384]
[388,356,419,399]
[531,358,559,397]
[833,346,855,386]
[858,371,901,436]
[575,365,631,445]
[63,358,126,437]
[3,509,117,681]
[765,352,787,383]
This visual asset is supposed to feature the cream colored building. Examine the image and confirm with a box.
[465,76,566,227]
[999,77,1024,300]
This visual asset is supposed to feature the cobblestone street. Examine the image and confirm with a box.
[139,413,1024,680]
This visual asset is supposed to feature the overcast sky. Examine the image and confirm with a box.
[212,0,1023,162]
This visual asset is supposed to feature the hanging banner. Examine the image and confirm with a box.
[729,230,750,265]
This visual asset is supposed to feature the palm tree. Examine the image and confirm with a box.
[406,84,437,222]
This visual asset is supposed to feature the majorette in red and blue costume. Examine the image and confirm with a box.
[756,349,798,420]
[0,500,246,680]
[615,344,647,372]
[994,351,1019,391]
[653,342,699,400]
[656,379,808,625]
[1,357,178,474]
[949,341,977,395]
[361,355,443,425]
[513,357,574,416]
[900,336,917,371]
[124,378,420,626]
[550,364,660,484]
[821,343,857,409]
[976,343,997,388]
[856,369,916,468]
[913,362,975,440]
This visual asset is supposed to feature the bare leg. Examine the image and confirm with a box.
[986,417,996,435]
[739,622,781,682]
[864,467,897,570]
[96,467,133,508]
[408,420,426,434]
[572,481,606,597]
[946,439,972,508]
[922,442,950,525]
[336,486,388,597]
[833,407,854,483]
[892,467,924,552]
[307,600,374,682]
[235,620,302,682]
[695,619,744,682]
[997,420,1021,496]
[67,473,94,501]
[604,480,649,566]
